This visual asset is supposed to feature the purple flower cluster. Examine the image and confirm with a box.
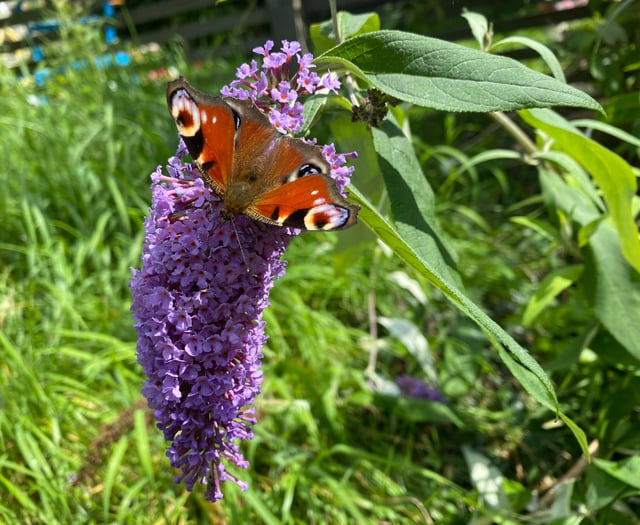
[130,40,356,501]
[130,144,291,500]
[222,39,340,133]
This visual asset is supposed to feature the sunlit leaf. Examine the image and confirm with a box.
[317,30,602,112]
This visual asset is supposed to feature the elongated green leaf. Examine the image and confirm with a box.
[491,36,566,82]
[348,185,559,413]
[309,11,380,55]
[558,413,590,461]
[593,456,640,489]
[316,30,602,112]
[534,150,604,211]
[584,221,640,360]
[242,489,282,525]
[103,436,129,523]
[461,11,491,50]
[459,149,523,177]
[540,169,640,359]
[522,265,583,326]
[133,408,154,484]
[372,120,459,283]
[573,118,640,148]
[495,346,556,412]
[0,470,38,516]
[378,395,465,426]
[521,108,640,274]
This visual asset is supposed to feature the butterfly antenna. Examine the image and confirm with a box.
[230,217,251,272]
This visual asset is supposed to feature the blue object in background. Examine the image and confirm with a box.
[103,2,117,44]
[19,1,130,86]
[32,46,44,62]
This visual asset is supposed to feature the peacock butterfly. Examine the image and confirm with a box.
[166,77,360,231]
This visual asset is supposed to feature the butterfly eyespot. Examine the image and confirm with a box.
[298,163,321,177]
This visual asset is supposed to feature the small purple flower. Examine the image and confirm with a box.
[396,375,446,403]
[322,144,358,190]
[253,40,274,56]
[281,39,301,57]
[298,52,314,69]
[320,72,341,94]
[236,60,258,79]
[268,107,288,132]
[296,68,321,93]
[271,81,297,104]
[131,40,357,502]
[264,51,287,70]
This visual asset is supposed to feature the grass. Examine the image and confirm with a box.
[1,6,639,524]
[0,49,485,518]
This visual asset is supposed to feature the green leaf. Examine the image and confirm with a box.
[459,149,523,177]
[585,463,630,513]
[348,186,559,414]
[463,447,511,510]
[572,118,640,149]
[103,436,129,523]
[521,108,640,274]
[461,10,491,50]
[491,36,566,82]
[316,30,602,112]
[534,150,604,211]
[133,408,154,484]
[496,346,555,412]
[310,23,339,56]
[593,456,640,490]
[336,11,380,40]
[371,120,459,283]
[309,11,380,55]
[558,413,591,461]
[539,168,640,359]
[583,221,640,360]
[300,95,329,135]
[374,394,465,426]
[538,165,600,226]
[522,265,583,326]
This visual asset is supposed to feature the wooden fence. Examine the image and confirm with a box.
[1,0,593,70]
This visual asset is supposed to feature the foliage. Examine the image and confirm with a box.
[1,2,638,524]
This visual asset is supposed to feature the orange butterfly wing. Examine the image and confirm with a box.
[167,78,235,194]
[250,174,356,230]
[247,139,358,230]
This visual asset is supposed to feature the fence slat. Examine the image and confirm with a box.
[115,0,218,26]
[135,7,269,46]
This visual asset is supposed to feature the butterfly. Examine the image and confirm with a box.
[166,77,360,231]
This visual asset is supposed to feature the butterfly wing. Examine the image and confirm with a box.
[167,77,360,230]
[247,138,360,230]
[167,77,235,195]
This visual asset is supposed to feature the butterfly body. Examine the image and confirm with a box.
[167,77,359,230]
